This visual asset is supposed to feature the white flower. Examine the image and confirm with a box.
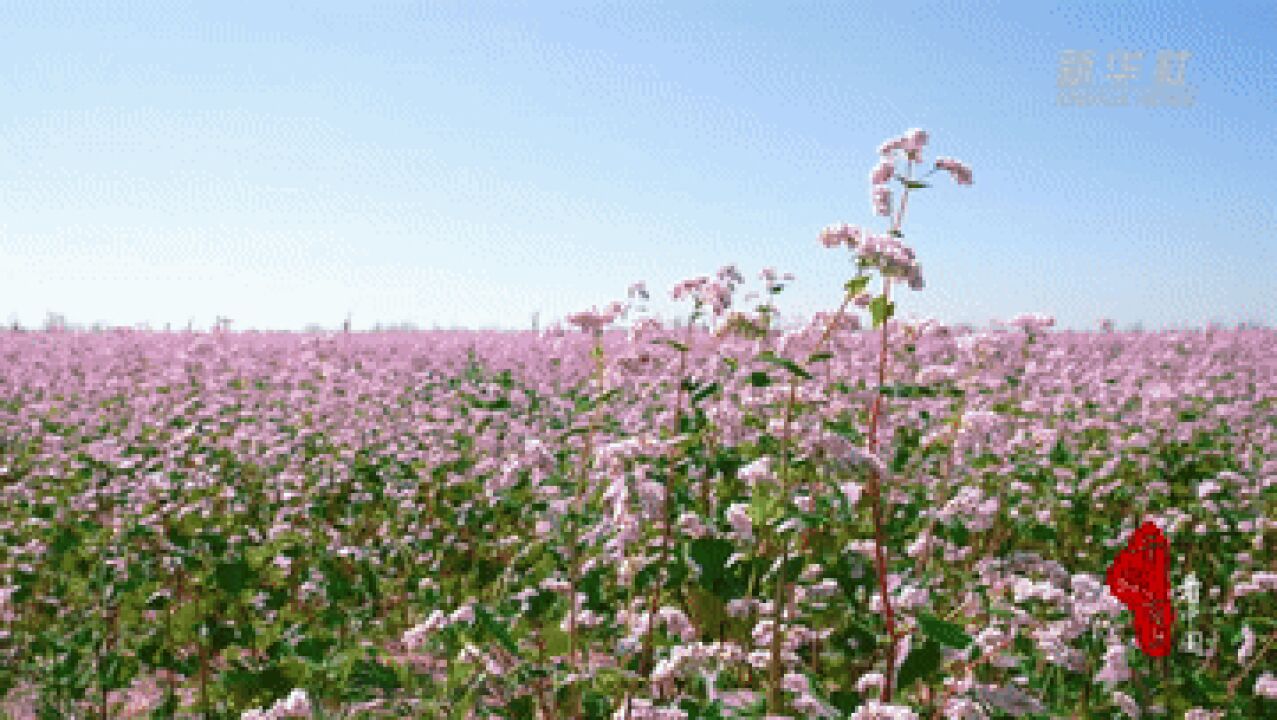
[725,503,753,540]
[941,697,989,719]
[1255,672,1277,699]
[738,457,774,484]
[840,481,863,507]
[1238,625,1256,663]
[1094,641,1132,684]
[275,688,311,718]
[855,672,885,694]
[848,699,919,719]
[1111,690,1140,718]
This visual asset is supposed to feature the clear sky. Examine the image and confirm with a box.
[2,0,1273,332]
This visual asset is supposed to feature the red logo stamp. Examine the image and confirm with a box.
[1106,521,1175,656]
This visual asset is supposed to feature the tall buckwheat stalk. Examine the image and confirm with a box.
[801,128,971,707]
[566,302,625,718]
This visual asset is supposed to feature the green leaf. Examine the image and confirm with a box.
[689,538,735,592]
[476,607,520,656]
[691,382,720,404]
[830,691,861,712]
[1027,524,1056,541]
[295,636,335,663]
[879,383,935,399]
[656,338,689,352]
[526,587,556,620]
[901,180,931,189]
[1049,441,1072,465]
[831,554,871,601]
[918,613,973,649]
[824,419,864,443]
[807,351,834,364]
[896,639,943,689]
[844,276,871,296]
[349,657,401,694]
[749,486,781,527]
[579,567,607,612]
[756,351,812,380]
[542,625,570,656]
[946,521,970,547]
[748,371,773,388]
[831,620,877,656]
[213,558,255,595]
[505,696,537,720]
[869,296,895,328]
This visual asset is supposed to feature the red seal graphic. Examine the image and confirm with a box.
[1105,521,1175,656]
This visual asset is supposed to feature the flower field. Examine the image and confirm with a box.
[1,131,1274,719]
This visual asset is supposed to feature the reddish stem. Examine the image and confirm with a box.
[870,158,917,701]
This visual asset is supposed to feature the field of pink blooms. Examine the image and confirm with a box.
[1,131,1274,719]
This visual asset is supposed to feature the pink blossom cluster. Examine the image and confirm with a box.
[872,185,893,217]
[567,302,626,333]
[671,275,735,316]
[870,128,931,215]
[819,222,865,249]
[401,603,476,650]
[1006,313,1056,333]
[650,641,746,686]
[854,232,924,288]
[877,127,929,162]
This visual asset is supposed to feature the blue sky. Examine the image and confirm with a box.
[1,0,1273,332]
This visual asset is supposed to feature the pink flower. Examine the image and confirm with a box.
[716,264,744,286]
[450,604,475,625]
[1254,672,1277,698]
[1110,690,1140,717]
[671,275,710,301]
[275,689,312,718]
[872,186,893,216]
[877,135,906,157]
[838,482,864,511]
[567,304,621,332]
[855,672,885,694]
[725,503,753,540]
[941,698,988,719]
[781,672,810,694]
[739,457,774,484]
[901,128,928,162]
[906,264,925,290]
[935,156,973,185]
[819,223,863,249]
[849,699,919,719]
[1093,642,1131,684]
[902,128,928,152]
[871,158,896,186]
[1238,625,1256,663]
